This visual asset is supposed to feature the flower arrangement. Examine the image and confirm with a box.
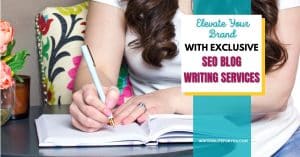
[0,19,29,89]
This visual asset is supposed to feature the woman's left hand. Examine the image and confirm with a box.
[113,88,178,125]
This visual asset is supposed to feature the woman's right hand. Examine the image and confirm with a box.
[70,84,119,132]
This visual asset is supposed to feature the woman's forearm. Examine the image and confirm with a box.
[252,7,300,114]
[74,68,116,91]
[160,87,193,114]
[74,1,126,91]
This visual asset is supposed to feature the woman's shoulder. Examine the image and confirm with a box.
[278,0,300,10]
[91,0,127,10]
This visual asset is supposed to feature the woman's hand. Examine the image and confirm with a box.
[113,91,175,125]
[113,87,192,125]
[70,84,119,132]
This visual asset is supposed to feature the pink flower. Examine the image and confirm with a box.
[0,61,14,89]
[0,20,14,54]
[117,79,134,105]
[67,56,82,91]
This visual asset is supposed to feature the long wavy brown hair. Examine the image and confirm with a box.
[125,0,287,72]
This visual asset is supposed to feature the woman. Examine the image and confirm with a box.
[70,0,300,156]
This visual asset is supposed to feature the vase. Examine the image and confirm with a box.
[1,84,15,126]
[11,75,30,119]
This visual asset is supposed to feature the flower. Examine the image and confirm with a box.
[0,20,14,53]
[37,14,53,35]
[80,21,86,34]
[0,61,14,89]
[117,80,134,105]
[67,55,82,91]
[0,20,29,89]
[116,66,134,105]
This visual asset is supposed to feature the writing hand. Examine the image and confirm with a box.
[70,84,119,132]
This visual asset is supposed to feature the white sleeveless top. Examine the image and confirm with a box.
[92,0,300,156]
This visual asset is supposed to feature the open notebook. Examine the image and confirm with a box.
[35,114,193,147]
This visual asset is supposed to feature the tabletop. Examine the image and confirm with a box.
[1,105,193,157]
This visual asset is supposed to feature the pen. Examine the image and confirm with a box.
[81,45,115,127]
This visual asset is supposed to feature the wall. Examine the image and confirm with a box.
[1,0,85,106]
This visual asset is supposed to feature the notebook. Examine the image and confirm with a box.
[35,114,193,147]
